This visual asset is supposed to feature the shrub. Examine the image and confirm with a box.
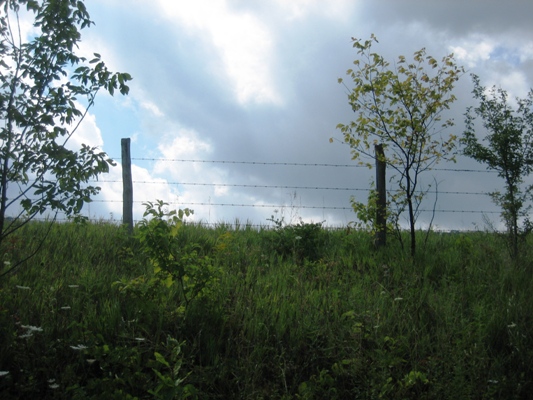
[263,215,326,263]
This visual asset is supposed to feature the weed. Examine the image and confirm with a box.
[264,215,326,264]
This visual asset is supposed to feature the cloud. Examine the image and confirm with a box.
[140,100,165,118]
[364,0,533,37]
[152,0,281,106]
[67,109,104,150]
[448,34,533,101]
[273,0,358,21]
[482,70,531,106]
[155,128,213,166]
[450,36,495,68]
[151,129,230,221]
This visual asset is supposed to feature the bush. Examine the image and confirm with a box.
[263,215,326,263]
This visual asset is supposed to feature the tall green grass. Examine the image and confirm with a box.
[0,220,532,399]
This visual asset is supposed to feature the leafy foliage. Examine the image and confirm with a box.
[350,186,399,242]
[148,337,196,399]
[135,200,219,307]
[0,0,132,259]
[462,74,533,258]
[335,34,464,256]
[264,214,326,263]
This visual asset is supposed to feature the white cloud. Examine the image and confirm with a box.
[152,0,281,105]
[486,70,530,102]
[140,100,165,117]
[131,164,179,217]
[67,110,104,150]
[450,36,495,68]
[519,42,533,63]
[155,128,212,167]
[214,185,229,197]
[450,33,533,73]
[9,6,39,44]
[273,0,357,21]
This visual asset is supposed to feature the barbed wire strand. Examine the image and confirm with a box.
[108,157,494,174]
[89,199,500,214]
[94,180,492,197]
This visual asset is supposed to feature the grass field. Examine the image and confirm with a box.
[0,213,532,399]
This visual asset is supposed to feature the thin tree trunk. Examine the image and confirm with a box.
[375,144,387,248]
[0,59,21,246]
[405,171,416,257]
[506,176,519,259]
[408,196,416,257]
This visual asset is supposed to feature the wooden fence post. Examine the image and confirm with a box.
[121,138,133,234]
[375,144,386,248]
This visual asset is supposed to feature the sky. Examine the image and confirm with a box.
[27,0,533,229]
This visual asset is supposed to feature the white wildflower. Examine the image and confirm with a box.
[21,325,43,332]
[68,285,79,288]
[60,306,71,310]
[135,337,146,342]
[49,383,59,389]
[4,261,11,266]
[70,344,88,351]
[16,285,30,290]
[86,359,96,364]
[507,322,517,328]
[0,371,9,377]
[394,297,403,301]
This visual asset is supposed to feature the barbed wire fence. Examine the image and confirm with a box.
[84,139,504,232]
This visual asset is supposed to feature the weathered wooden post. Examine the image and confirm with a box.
[375,144,386,248]
[121,138,133,234]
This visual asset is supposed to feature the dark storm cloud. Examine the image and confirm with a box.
[365,0,533,37]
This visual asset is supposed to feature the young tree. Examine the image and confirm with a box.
[0,0,131,271]
[462,74,533,259]
[334,35,464,256]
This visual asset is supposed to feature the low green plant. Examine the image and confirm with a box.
[135,200,219,307]
[148,336,196,399]
[350,186,400,243]
[297,369,338,399]
[264,215,325,263]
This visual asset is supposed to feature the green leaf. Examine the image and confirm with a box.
[154,352,170,368]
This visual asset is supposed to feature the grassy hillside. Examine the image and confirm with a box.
[0,216,532,399]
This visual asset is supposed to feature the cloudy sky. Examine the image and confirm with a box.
[58,0,533,230]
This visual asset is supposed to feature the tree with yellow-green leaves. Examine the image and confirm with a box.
[335,35,464,256]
